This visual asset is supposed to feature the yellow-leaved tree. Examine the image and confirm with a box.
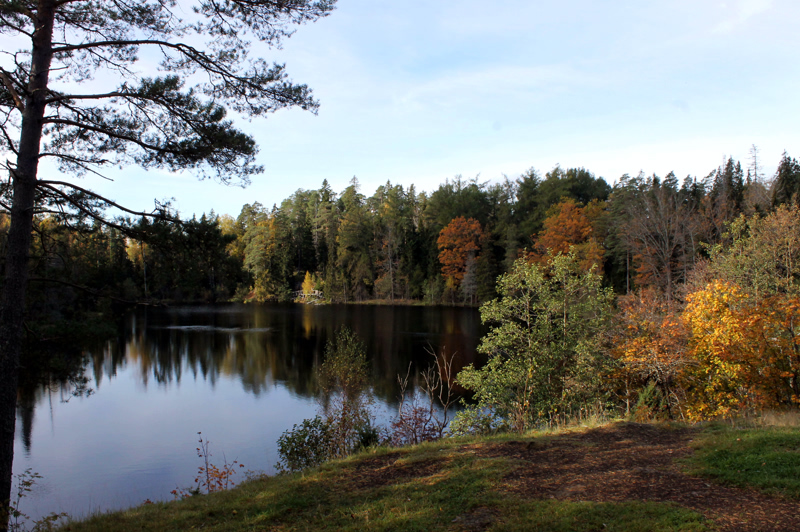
[681,205,800,419]
[302,271,315,297]
[682,280,752,419]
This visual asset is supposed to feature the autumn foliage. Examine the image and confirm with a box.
[602,204,800,421]
[172,432,243,499]
[682,281,800,419]
[437,216,484,285]
[682,281,752,419]
[530,198,604,271]
[611,290,690,418]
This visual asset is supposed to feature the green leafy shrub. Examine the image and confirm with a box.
[448,405,508,437]
[354,421,381,450]
[632,381,669,422]
[457,253,613,432]
[276,416,335,474]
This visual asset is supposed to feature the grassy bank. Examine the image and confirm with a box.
[684,421,800,499]
[58,421,800,532]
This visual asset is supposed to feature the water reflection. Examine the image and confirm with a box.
[13,303,486,521]
[88,303,486,401]
[16,350,94,455]
[17,303,486,450]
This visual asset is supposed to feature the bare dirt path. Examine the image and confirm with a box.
[480,422,799,531]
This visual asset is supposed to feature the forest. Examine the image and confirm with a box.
[0,149,794,305]
[2,148,800,423]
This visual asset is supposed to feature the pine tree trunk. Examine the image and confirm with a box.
[0,3,55,528]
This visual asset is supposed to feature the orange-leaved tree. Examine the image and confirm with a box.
[611,289,690,419]
[531,198,605,271]
[437,216,484,287]
[747,296,800,405]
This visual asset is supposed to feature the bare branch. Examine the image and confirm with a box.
[0,14,33,36]
[423,343,461,437]
[0,125,20,156]
[396,361,412,416]
[44,90,125,104]
[38,152,114,181]
[52,38,198,57]
[34,184,173,238]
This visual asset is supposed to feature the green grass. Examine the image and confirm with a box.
[685,423,800,499]
[61,434,710,532]
[497,501,707,532]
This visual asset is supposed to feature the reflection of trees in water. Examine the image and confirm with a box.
[108,304,485,402]
[16,348,93,454]
[18,304,486,449]
[362,305,483,403]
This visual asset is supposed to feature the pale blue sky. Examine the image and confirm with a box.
[20,0,800,217]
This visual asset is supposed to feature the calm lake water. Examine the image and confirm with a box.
[12,303,485,522]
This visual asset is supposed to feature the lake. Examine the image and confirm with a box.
[12,303,486,522]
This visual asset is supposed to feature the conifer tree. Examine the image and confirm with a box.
[772,151,800,207]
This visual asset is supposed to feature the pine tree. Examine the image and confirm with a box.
[0,2,337,517]
[772,152,800,207]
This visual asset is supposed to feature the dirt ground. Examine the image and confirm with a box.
[481,422,800,531]
[353,423,800,531]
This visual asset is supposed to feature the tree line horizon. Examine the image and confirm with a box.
[3,147,799,313]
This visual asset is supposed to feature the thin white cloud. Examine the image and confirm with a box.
[397,64,598,111]
[713,0,773,33]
